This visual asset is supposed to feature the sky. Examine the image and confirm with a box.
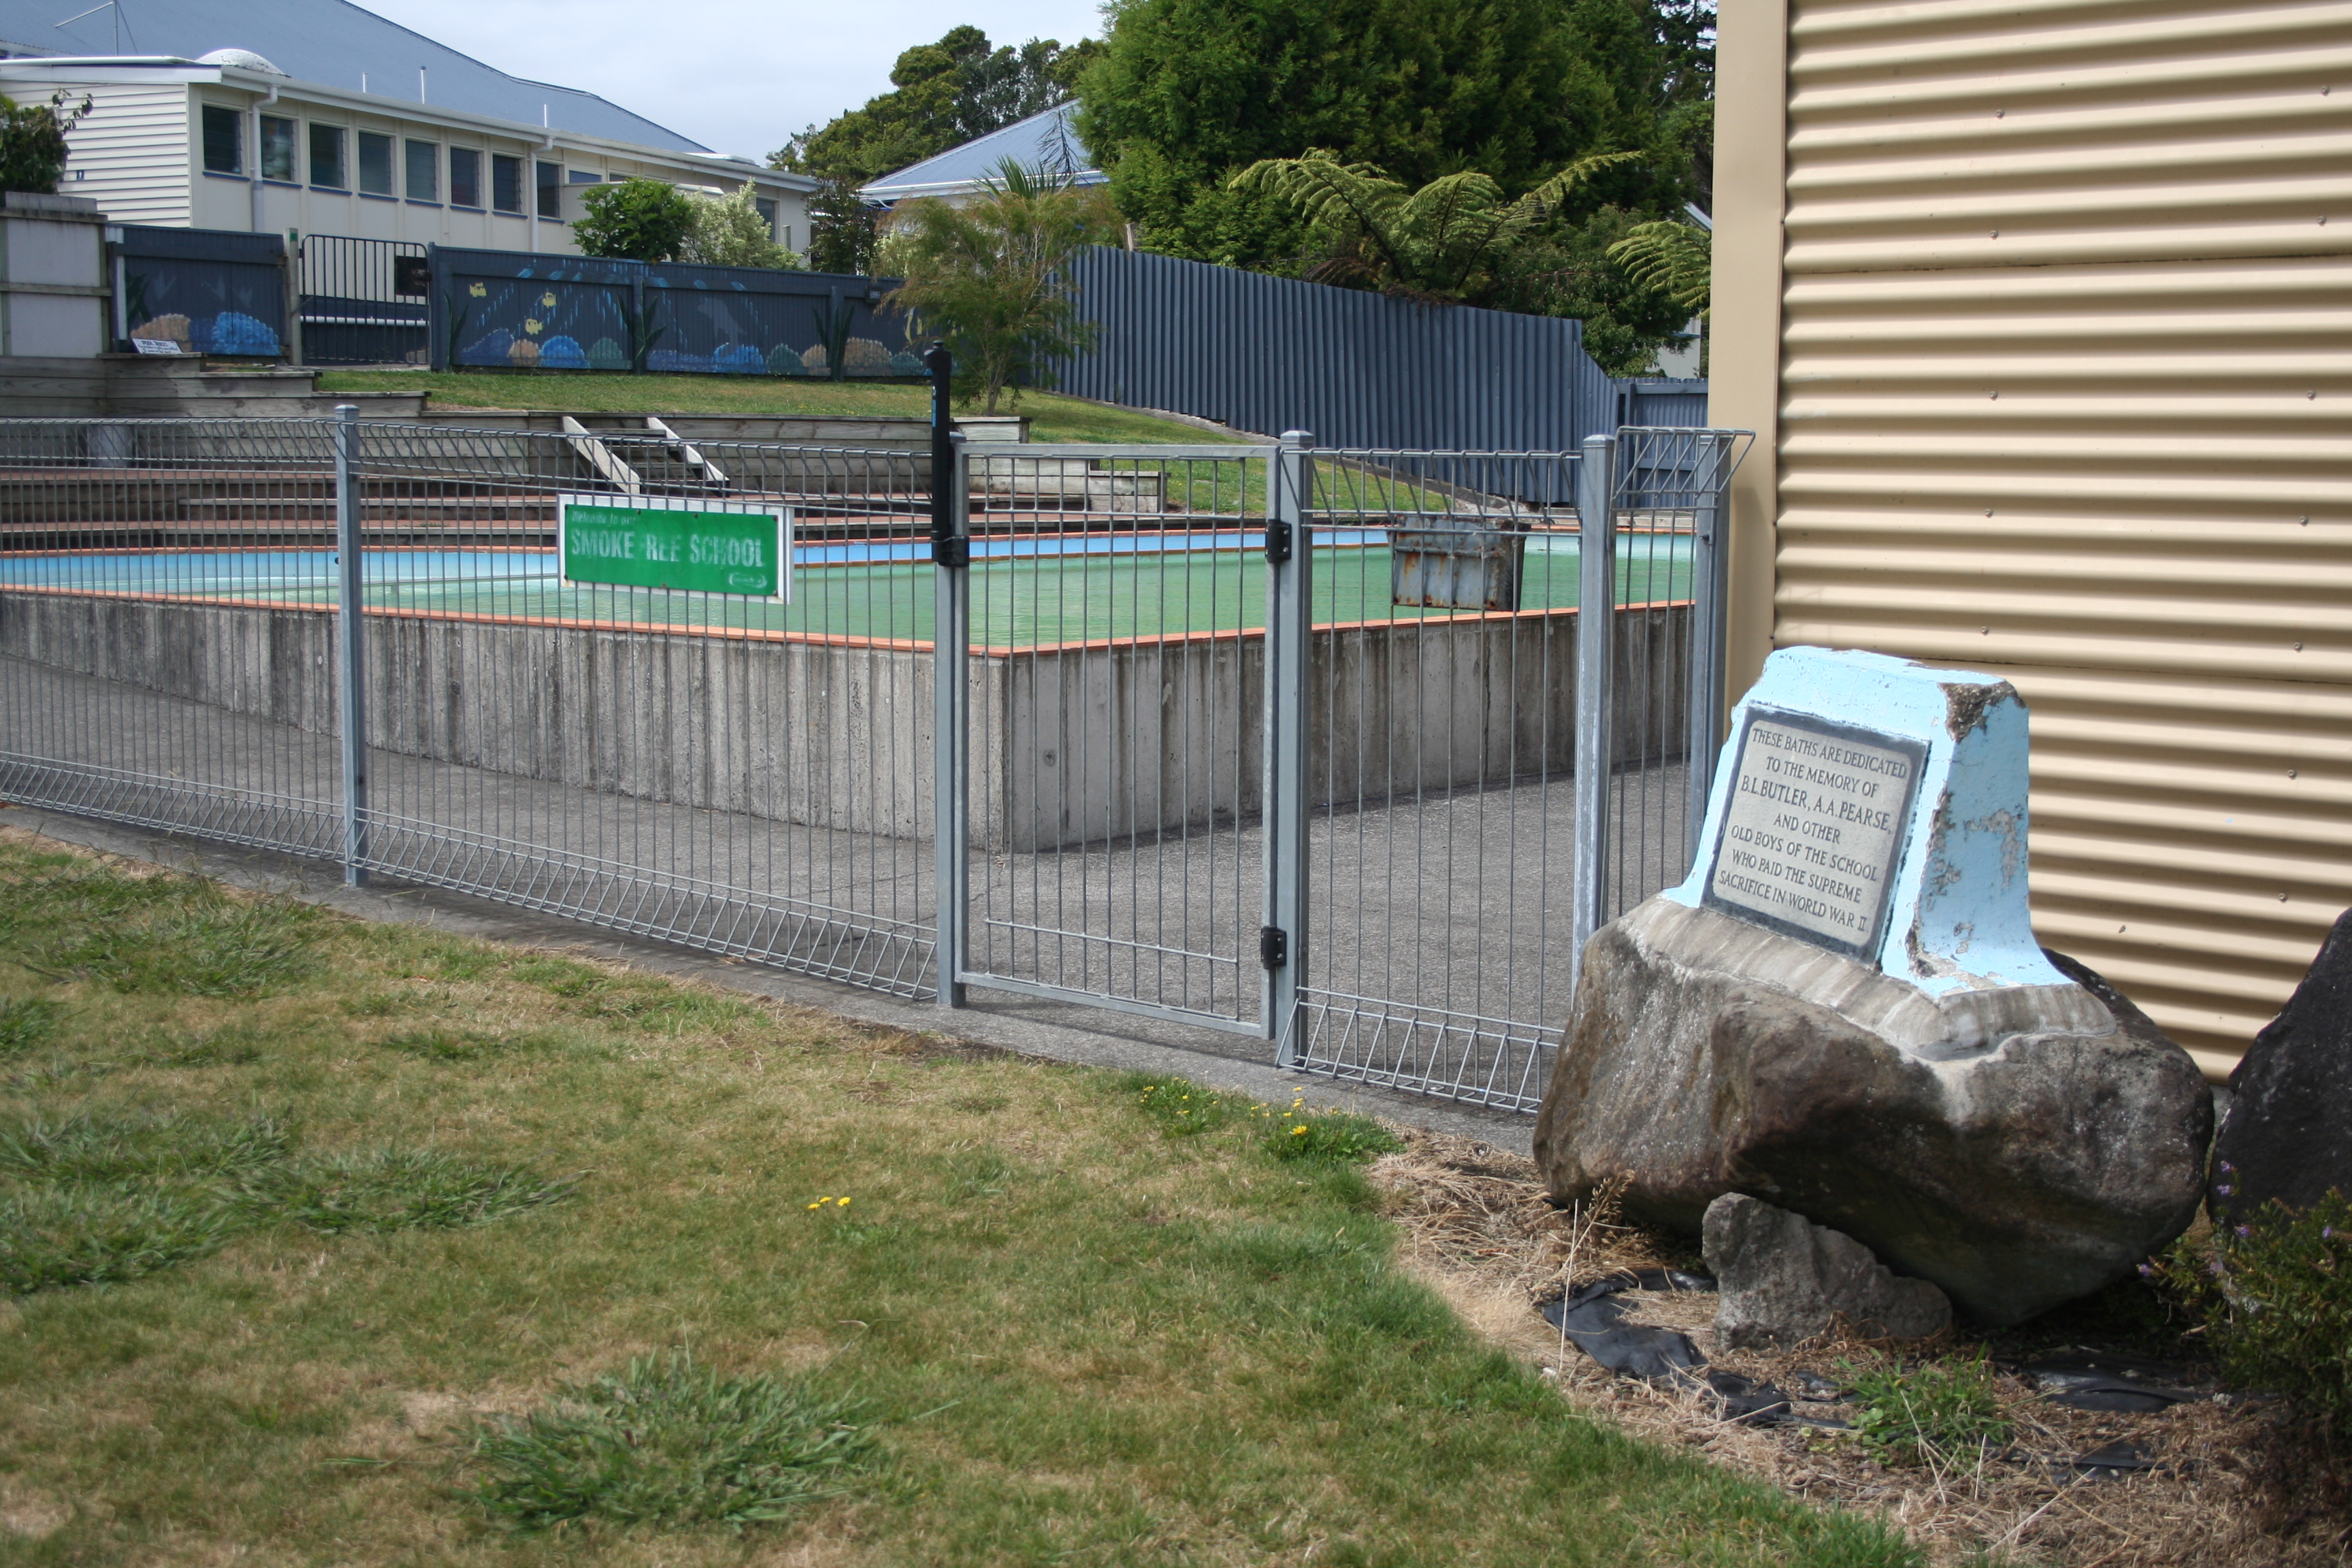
[352,0,1107,163]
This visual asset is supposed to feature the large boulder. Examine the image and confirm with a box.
[2213,907,2352,1222]
[1533,896,2212,1327]
[1703,1192,1952,1348]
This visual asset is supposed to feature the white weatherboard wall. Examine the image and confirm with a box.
[45,82,192,227]
[1748,0,2352,1077]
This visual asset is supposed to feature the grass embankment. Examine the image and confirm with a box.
[0,828,1917,1567]
[316,372,1243,446]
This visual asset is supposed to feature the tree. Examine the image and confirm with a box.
[883,161,1117,413]
[681,182,803,270]
[1228,148,1634,305]
[1077,0,1697,261]
[0,89,91,195]
[573,178,696,263]
[769,27,1102,274]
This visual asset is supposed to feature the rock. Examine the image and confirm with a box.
[1533,896,2214,1327]
[2213,907,2352,1222]
[1703,1192,1951,1348]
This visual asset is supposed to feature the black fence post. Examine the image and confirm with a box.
[926,344,964,568]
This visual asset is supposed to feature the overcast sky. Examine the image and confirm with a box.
[351,1,1106,163]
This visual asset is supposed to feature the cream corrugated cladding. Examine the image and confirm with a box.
[1731,0,2351,1077]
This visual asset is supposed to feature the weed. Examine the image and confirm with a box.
[0,1186,235,1293]
[0,1109,295,1184]
[1843,1352,2010,1465]
[468,1350,875,1531]
[1264,1105,1400,1164]
[246,1149,576,1235]
[1130,1075,1232,1136]
[0,997,63,1056]
[39,898,319,997]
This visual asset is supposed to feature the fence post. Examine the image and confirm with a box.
[1571,433,1617,989]
[1265,431,1313,1054]
[928,346,969,1008]
[1684,431,1733,868]
[333,404,368,887]
[284,229,305,366]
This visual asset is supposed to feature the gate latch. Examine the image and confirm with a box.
[1262,517,1292,566]
[1258,924,1288,970]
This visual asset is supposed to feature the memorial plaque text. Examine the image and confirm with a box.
[1703,709,1924,954]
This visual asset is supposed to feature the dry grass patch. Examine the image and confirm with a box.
[1375,1130,2350,1567]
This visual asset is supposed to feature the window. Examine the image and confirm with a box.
[448,147,481,208]
[536,160,561,218]
[753,195,777,236]
[405,139,438,201]
[357,131,394,196]
[259,114,296,182]
[491,153,522,213]
[201,105,242,175]
[309,122,346,189]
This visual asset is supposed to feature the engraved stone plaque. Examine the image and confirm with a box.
[1703,707,1926,956]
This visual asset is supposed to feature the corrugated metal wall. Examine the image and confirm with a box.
[58,82,192,227]
[1777,0,2351,1075]
[1055,246,1625,457]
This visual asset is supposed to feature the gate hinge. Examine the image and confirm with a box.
[1262,517,1292,566]
[932,534,968,569]
[1258,924,1288,970]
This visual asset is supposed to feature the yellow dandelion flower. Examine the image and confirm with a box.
[837,1196,851,1207]
[806,1201,821,1210]
[1291,1126,1309,1136]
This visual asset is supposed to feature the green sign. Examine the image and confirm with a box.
[559,497,789,600]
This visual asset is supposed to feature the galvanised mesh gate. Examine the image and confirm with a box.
[0,413,1742,1109]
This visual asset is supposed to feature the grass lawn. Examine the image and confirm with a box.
[315,372,1245,447]
[0,829,1919,1567]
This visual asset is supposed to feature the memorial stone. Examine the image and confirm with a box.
[1534,647,2213,1326]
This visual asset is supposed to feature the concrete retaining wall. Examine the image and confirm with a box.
[2,591,1686,851]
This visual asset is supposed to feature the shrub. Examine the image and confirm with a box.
[2158,1188,2352,1426]
[0,90,91,195]
[574,177,694,262]
[680,182,802,270]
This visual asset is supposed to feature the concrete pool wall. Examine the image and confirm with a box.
[0,591,1688,851]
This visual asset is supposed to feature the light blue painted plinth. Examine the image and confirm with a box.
[1665,647,2065,997]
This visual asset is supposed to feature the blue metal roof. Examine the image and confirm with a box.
[860,103,1102,204]
[0,0,709,152]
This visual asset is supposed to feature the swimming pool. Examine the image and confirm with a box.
[0,532,1693,647]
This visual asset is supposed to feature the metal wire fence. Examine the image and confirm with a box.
[0,414,1744,1110]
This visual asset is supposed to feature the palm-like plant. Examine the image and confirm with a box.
[1607,218,1712,317]
[1227,148,1637,306]
[884,159,1115,412]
